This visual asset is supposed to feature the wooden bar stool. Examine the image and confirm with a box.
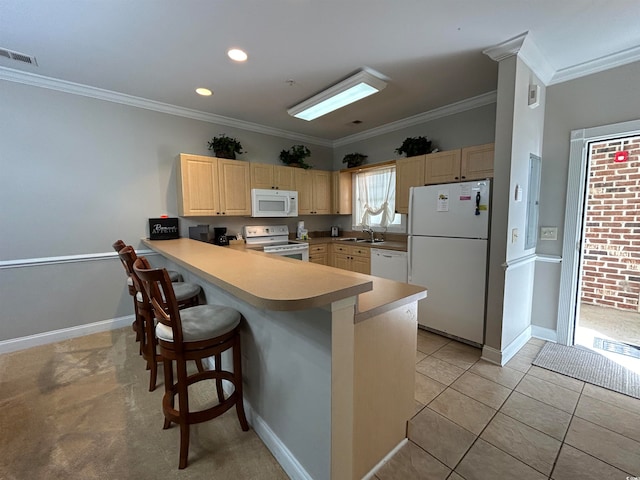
[134,256,249,469]
[112,239,182,344]
[118,246,200,391]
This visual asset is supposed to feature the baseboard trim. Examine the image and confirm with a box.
[0,315,134,354]
[244,403,314,480]
[531,325,558,343]
[481,326,532,366]
[362,438,408,479]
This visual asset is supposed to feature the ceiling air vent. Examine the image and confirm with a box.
[0,47,38,66]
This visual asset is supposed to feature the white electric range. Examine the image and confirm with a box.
[243,225,309,261]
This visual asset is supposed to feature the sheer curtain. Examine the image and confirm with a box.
[356,166,396,227]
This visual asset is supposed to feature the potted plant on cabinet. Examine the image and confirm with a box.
[208,134,244,159]
[342,152,368,168]
[395,136,432,157]
[279,145,312,169]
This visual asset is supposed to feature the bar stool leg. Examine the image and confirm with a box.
[214,353,225,403]
[176,360,191,469]
[233,335,249,431]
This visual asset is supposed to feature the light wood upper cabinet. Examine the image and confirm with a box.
[395,155,426,214]
[217,158,251,216]
[250,163,296,190]
[177,154,220,216]
[395,144,494,213]
[295,169,331,215]
[425,149,462,184]
[461,143,494,181]
[177,154,250,217]
[332,171,352,215]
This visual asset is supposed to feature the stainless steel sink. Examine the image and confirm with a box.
[337,237,385,244]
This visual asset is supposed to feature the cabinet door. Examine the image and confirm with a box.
[177,154,220,216]
[461,143,494,180]
[274,165,296,190]
[312,170,332,214]
[218,159,251,216]
[310,253,328,265]
[425,150,462,184]
[395,155,426,214]
[332,171,352,215]
[294,169,313,214]
[250,163,275,189]
[333,253,351,271]
[351,256,371,275]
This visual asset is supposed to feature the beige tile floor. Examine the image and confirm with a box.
[374,329,640,480]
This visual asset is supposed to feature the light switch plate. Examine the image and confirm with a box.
[540,226,558,240]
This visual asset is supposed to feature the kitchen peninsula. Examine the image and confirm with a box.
[142,238,426,480]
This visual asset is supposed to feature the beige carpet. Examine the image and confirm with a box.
[0,328,287,480]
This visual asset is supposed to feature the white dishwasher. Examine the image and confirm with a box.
[370,248,408,283]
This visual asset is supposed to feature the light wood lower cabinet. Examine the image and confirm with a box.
[330,244,370,274]
[177,154,251,217]
[309,243,328,265]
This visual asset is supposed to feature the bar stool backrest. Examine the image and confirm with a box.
[133,256,185,347]
[112,239,126,253]
[117,246,147,299]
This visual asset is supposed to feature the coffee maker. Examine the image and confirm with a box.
[213,227,229,246]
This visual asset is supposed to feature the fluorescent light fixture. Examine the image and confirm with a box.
[287,70,387,121]
[195,87,212,96]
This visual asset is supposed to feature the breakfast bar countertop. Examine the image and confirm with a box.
[142,238,425,318]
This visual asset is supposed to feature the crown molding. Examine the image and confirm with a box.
[0,66,333,147]
[333,91,497,147]
[483,32,554,85]
[549,43,640,85]
[482,32,528,62]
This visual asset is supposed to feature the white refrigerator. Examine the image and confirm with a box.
[408,180,490,345]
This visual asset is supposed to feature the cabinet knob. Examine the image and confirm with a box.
[461,176,466,179]
[454,176,459,180]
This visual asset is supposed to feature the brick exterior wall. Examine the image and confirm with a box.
[581,135,640,311]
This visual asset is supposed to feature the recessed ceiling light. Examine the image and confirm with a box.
[195,87,213,96]
[227,48,248,62]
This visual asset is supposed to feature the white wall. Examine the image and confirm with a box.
[484,55,546,357]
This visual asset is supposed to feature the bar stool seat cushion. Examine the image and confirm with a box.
[156,305,241,342]
[136,282,201,303]
[129,270,181,286]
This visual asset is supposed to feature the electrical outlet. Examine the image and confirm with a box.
[540,227,558,241]
[511,228,519,244]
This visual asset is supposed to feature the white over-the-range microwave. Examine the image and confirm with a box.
[251,189,298,217]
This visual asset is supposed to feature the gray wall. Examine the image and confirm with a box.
[332,103,497,169]
[531,60,640,334]
[0,80,332,341]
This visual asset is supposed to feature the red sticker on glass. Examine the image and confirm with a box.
[614,151,629,162]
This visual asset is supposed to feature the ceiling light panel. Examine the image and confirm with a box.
[287,70,387,121]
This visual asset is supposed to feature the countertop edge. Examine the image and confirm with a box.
[142,238,373,311]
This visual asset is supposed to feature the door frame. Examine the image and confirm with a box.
[557,118,640,345]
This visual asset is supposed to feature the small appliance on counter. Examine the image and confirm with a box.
[330,226,340,237]
[188,224,212,243]
[213,227,229,246]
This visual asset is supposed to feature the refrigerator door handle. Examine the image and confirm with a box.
[408,187,415,235]
[407,235,413,282]
[475,191,481,216]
